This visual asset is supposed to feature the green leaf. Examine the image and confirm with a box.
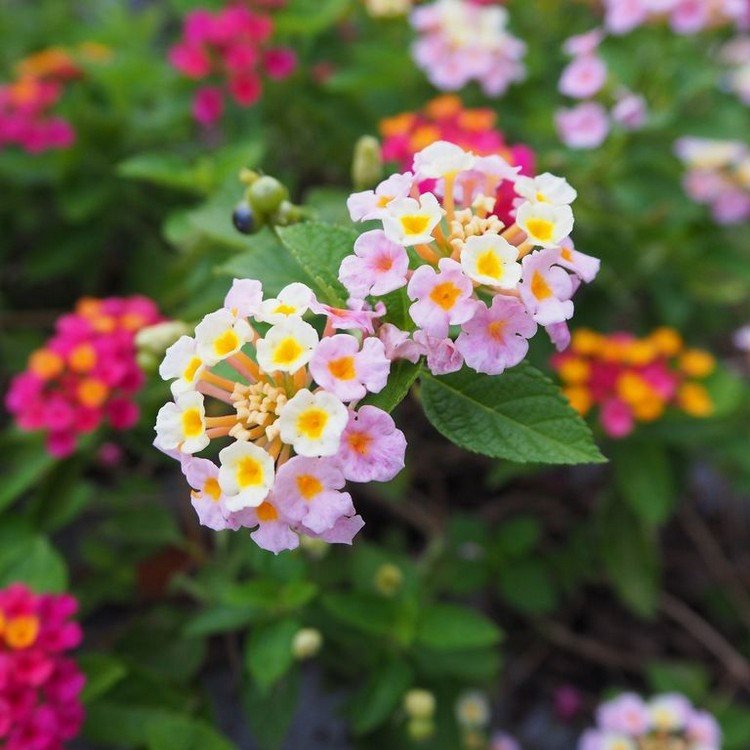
[145,715,237,750]
[0,435,56,513]
[598,493,660,618]
[243,672,300,750]
[0,534,68,592]
[245,618,300,693]
[362,360,420,413]
[276,222,358,307]
[322,592,399,637]
[612,441,676,527]
[118,152,207,194]
[349,659,413,735]
[183,605,258,637]
[79,653,128,704]
[495,516,541,558]
[416,603,502,652]
[218,229,305,296]
[646,661,710,701]
[275,0,350,35]
[420,365,606,465]
[498,560,558,615]
[413,646,502,681]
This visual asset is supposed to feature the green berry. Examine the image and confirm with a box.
[248,175,289,215]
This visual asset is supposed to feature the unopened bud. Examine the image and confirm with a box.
[136,350,159,374]
[299,536,329,559]
[239,168,261,186]
[292,628,322,660]
[247,175,289,216]
[374,563,403,597]
[135,321,191,357]
[407,718,435,743]
[404,689,436,720]
[352,135,383,190]
[456,691,490,730]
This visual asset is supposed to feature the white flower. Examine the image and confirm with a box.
[382,193,444,246]
[217,442,275,510]
[159,335,205,396]
[514,173,577,206]
[256,317,319,374]
[194,309,253,366]
[278,389,349,457]
[460,234,521,289]
[413,140,476,179]
[256,283,315,325]
[515,201,574,248]
[154,391,209,454]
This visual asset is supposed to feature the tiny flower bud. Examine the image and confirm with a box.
[135,321,191,357]
[271,200,306,227]
[248,175,289,215]
[299,536,329,559]
[407,718,435,743]
[404,689,436,720]
[239,168,261,186]
[292,628,323,660]
[352,135,383,190]
[455,691,491,730]
[374,563,403,597]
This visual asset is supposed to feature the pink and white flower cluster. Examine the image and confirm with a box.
[603,0,749,35]
[0,584,85,750]
[155,280,406,554]
[169,3,296,127]
[675,136,750,223]
[343,141,599,376]
[410,0,526,96]
[555,29,647,150]
[579,692,721,750]
[718,35,750,105]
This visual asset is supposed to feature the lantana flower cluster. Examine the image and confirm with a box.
[674,136,750,224]
[379,95,535,225]
[169,3,296,127]
[0,47,81,153]
[410,0,526,96]
[579,692,721,750]
[0,584,85,750]
[5,296,163,458]
[718,36,750,105]
[556,29,647,150]
[154,280,406,553]
[552,327,716,438]
[602,0,749,35]
[344,140,599,376]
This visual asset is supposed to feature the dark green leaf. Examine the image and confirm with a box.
[349,659,413,735]
[245,618,300,693]
[416,603,502,651]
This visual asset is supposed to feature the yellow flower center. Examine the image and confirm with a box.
[236,456,264,488]
[536,191,548,202]
[296,474,324,500]
[5,615,40,650]
[429,281,462,311]
[560,247,573,262]
[476,249,503,280]
[376,194,393,208]
[256,501,278,522]
[29,349,64,380]
[204,477,222,501]
[77,378,109,408]
[347,432,372,456]
[297,408,329,439]
[214,329,240,357]
[400,214,431,236]
[181,407,204,438]
[183,356,203,382]
[526,217,554,243]
[531,271,553,300]
[274,303,297,315]
[69,343,97,373]
[487,320,506,341]
[328,356,357,381]
[272,337,304,367]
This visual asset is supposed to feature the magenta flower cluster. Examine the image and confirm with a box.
[0,584,85,750]
[579,692,720,750]
[410,0,526,96]
[556,29,647,150]
[169,3,296,126]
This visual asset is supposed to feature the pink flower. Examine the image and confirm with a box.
[310,299,386,334]
[407,257,477,338]
[559,55,608,99]
[412,330,464,374]
[310,334,390,402]
[338,230,410,299]
[600,398,634,437]
[229,71,262,105]
[519,250,575,326]
[455,296,537,375]
[686,709,721,746]
[336,406,407,483]
[378,323,423,363]
[248,499,300,554]
[612,92,647,130]
[557,238,601,283]
[224,278,263,317]
[347,172,414,222]
[555,102,610,149]
[546,321,572,352]
[563,28,605,56]
[182,456,238,531]
[168,42,211,78]
[301,514,365,545]
[273,456,354,533]
[263,48,297,79]
[192,87,224,127]
[670,0,709,34]
[605,0,648,34]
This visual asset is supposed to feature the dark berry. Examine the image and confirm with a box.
[232,202,255,234]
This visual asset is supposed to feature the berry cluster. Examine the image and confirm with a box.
[169,3,296,126]
[6,296,163,457]
[0,584,85,750]
[552,327,715,438]
[155,280,406,554]
[379,95,536,225]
